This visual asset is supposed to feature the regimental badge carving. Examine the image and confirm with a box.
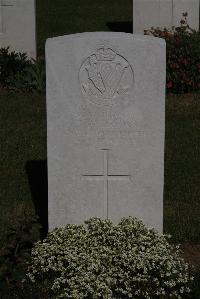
[79,46,134,106]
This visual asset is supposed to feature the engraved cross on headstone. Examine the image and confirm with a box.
[0,0,14,34]
[82,149,131,218]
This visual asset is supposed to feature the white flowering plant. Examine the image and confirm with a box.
[25,217,193,298]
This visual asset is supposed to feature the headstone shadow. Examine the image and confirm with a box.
[107,21,133,33]
[26,160,48,239]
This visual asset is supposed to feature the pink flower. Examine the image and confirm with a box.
[171,63,179,69]
[181,73,189,82]
[180,58,188,65]
[166,81,173,88]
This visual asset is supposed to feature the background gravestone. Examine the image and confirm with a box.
[0,0,36,58]
[46,32,166,232]
[133,0,172,33]
[172,0,199,29]
[133,0,199,33]
[0,2,2,34]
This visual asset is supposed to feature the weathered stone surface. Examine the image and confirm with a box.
[46,32,166,232]
[0,2,2,34]
[133,0,172,33]
[173,0,199,29]
[133,0,199,33]
[0,0,36,58]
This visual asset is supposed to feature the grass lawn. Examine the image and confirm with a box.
[0,0,200,296]
[164,94,200,243]
[0,91,46,241]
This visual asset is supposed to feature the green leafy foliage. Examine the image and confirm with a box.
[0,211,41,291]
[0,47,45,94]
[6,58,46,94]
[25,217,193,298]
[145,13,200,94]
[0,47,31,86]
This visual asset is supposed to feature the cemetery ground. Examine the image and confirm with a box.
[1,91,200,297]
[0,0,200,296]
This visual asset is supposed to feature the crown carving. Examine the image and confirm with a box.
[96,47,116,61]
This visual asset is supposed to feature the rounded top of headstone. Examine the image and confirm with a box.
[45,32,166,48]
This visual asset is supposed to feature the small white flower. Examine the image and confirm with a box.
[24,217,193,298]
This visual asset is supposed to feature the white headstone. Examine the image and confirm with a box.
[133,0,199,33]
[46,32,166,232]
[0,2,2,34]
[0,0,36,58]
[173,0,199,29]
[133,0,172,33]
